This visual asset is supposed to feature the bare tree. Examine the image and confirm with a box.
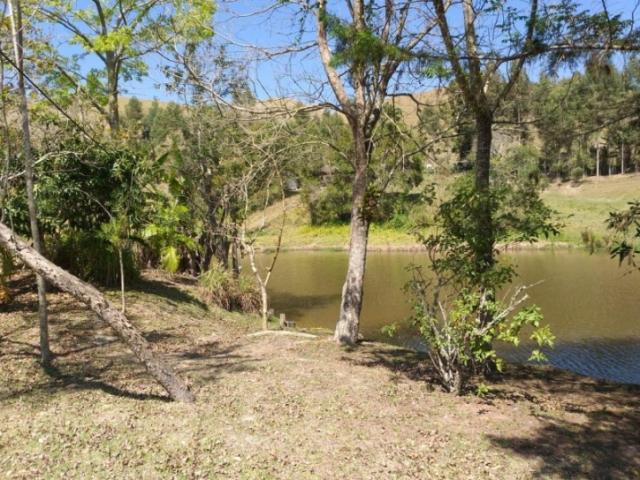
[239,163,286,330]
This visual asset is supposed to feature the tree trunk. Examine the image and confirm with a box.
[213,237,230,270]
[0,57,13,222]
[596,146,600,177]
[335,126,370,345]
[260,285,268,330]
[231,227,241,279]
[106,53,119,133]
[621,141,625,175]
[9,0,51,367]
[474,113,494,275]
[473,113,497,367]
[118,248,126,313]
[0,222,195,402]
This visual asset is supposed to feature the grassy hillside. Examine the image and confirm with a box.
[253,174,640,251]
[542,173,640,246]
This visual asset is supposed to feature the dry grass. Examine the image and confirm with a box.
[1,271,638,479]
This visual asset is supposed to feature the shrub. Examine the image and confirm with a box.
[409,272,554,394]
[51,231,139,287]
[198,263,260,313]
[570,166,584,183]
[409,174,557,394]
[302,184,351,225]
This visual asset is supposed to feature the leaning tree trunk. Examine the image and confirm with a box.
[335,127,370,345]
[9,0,51,367]
[0,222,195,403]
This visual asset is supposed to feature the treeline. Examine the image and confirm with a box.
[424,58,640,183]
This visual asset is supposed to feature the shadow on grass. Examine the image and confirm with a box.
[129,277,208,310]
[486,366,640,479]
[45,364,172,402]
[345,344,640,477]
[1,271,260,403]
[340,343,435,384]
[0,363,171,403]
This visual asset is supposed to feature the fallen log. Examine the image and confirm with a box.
[0,222,195,403]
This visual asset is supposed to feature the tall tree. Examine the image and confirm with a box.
[8,0,51,367]
[431,0,540,295]
[427,0,640,347]
[312,0,433,344]
[42,0,215,132]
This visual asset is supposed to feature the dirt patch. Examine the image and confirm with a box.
[1,271,638,479]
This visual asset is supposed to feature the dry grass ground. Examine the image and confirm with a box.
[1,271,639,479]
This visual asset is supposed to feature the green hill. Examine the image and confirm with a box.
[251,173,640,251]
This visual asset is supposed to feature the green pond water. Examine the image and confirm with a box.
[258,250,640,384]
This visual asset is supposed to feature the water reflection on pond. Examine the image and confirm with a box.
[259,250,640,384]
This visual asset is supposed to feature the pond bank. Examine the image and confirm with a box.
[1,270,638,478]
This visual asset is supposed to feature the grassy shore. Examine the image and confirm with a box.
[1,271,639,478]
[254,174,640,251]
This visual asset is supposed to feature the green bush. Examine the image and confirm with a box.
[409,174,557,394]
[570,166,584,183]
[302,184,351,225]
[198,263,260,313]
[51,231,139,287]
[303,184,420,227]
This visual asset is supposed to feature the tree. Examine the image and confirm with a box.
[431,0,541,302]
[428,0,640,327]
[310,0,434,344]
[408,173,557,393]
[42,0,215,132]
[8,0,51,367]
[124,96,144,134]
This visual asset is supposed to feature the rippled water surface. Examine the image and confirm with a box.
[260,250,640,384]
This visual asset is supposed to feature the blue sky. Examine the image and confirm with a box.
[49,0,637,103]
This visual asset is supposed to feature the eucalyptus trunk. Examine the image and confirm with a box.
[9,0,51,367]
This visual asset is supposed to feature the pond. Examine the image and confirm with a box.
[260,250,640,385]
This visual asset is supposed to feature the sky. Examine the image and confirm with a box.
[48,0,638,104]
